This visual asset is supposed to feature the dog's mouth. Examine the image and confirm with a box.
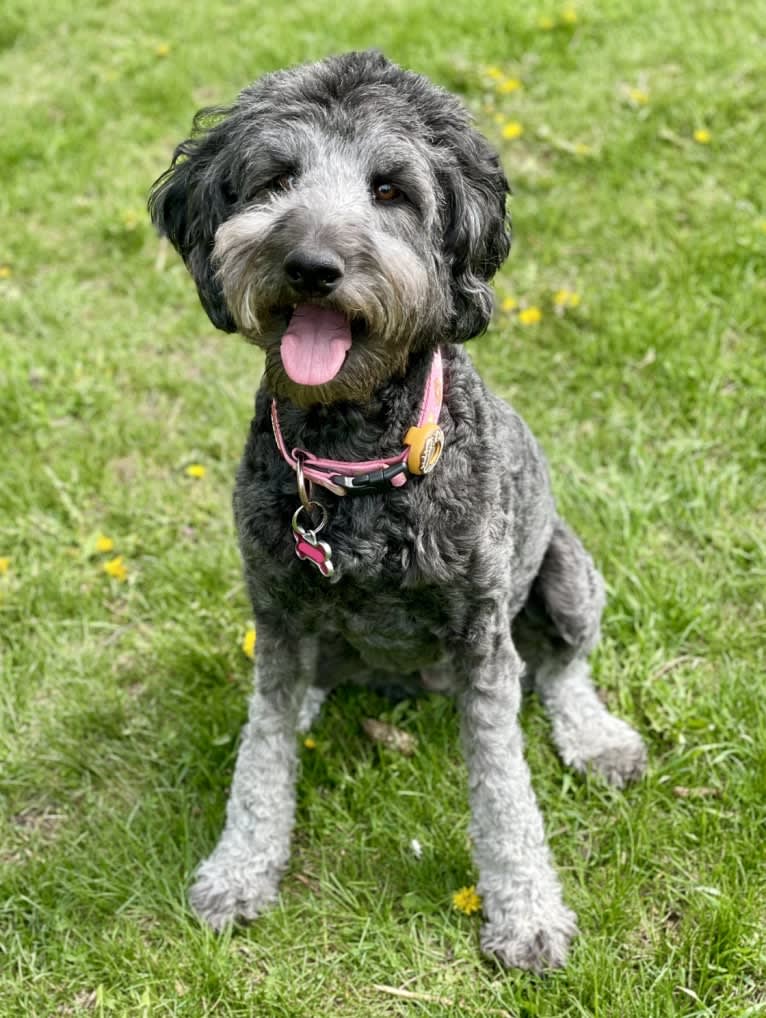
[275,303,366,387]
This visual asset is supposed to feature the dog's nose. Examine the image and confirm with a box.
[283,249,344,296]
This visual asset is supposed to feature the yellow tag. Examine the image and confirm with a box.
[404,424,444,475]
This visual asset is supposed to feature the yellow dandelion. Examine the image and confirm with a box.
[103,556,128,582]
[95,535,115,553]
[303,736,317,750]
[0,265,12,280]
[573,142,593,156]
[241,626,256,660]
[155,43,171,58]
[627,87,649,106]
[538,15,555,30]
[452,886,482,915]
[519,306,542,325]
[484,66,505,81]
[0,557,10,575]
[497,77,522,95]
[759,220,766,233]
[185,464,206,479]
[561,5,578,24]
[554,289,581,309]
[502,121,524,140]
[121,210,140,231]
[693,129,711,144]
[500,296,519,312]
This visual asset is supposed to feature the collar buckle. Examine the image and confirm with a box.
[329,462,410,494]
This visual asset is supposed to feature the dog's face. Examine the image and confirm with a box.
[150,51,510,406]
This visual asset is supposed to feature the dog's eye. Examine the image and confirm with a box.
[373,182,403,203]
[275,173,296,191]
[259,173,296,197]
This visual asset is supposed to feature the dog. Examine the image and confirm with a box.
[149,50,646,971]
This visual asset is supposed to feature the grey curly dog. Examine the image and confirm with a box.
[149,50,646,971]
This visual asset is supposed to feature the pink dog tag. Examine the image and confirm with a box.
[291,505,334,578]
[293,528,334,577]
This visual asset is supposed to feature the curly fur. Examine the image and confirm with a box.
[149,50,646,971]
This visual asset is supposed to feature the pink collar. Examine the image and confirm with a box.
[270,349,445,496]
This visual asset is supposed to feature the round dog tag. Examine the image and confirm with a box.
[404,423,444,475]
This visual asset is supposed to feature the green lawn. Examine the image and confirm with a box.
[1,0,765,1014]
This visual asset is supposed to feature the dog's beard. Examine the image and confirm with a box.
[214,225,444,407]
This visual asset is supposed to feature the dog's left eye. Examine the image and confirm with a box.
[373,182,403,203]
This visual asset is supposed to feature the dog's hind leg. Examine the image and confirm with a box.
[517,520,646,788]
[296,685,328,733]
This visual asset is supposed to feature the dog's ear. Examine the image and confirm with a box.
[439,130,511,342]
[148,111,238,333]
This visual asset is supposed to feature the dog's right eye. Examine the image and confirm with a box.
[253,173,297,199]
[373,182,403,203]
[270,173,296,193]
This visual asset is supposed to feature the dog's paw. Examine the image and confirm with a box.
[579,719,647,789]
[189,855,281,932]
[480,901,577,972]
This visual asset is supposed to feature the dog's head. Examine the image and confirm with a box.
[149,51,510,406]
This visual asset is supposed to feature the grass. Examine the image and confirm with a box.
[1,0,765,1014]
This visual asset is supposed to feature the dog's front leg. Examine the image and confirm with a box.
[457,612,577,971]
[189,622,316,931]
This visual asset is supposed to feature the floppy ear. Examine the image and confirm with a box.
[439,129,511,342]
[148,110,238,333]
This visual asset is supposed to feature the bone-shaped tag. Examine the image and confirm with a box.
[293,527,334,578]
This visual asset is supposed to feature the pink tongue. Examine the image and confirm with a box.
[280,305,352,386]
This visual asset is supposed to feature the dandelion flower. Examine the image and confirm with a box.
[538,15,555,30]
[519,306,542,325]
[95,535,115,553]
[0,557,10,575]
[497,77,522,95]
[155,43,171,57]
[693,129,711,144]
[103,556,128,582]
[561,5,578,24]
[484,66,505,81]
[303,736,317,750]
[500,296,519,312]
[759,220,766,233]
[452,886,482,915]
[185,464,206,479]
[121,211,140,230]
[0,265,12,280]
[627,87,649,106]
[554,289,581,309]
[502,121,524,140]
[242,626,256,659]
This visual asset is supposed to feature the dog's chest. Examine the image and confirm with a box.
[237,472,482,671]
